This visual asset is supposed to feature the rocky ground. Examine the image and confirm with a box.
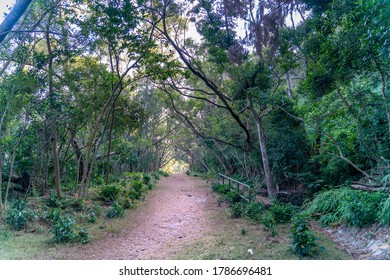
[313,223,390,259]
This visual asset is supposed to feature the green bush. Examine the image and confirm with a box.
[121,199,134,209]
[100,184,121,202]
[340,191,387,227]
[146,181,155,190]
[151,172,160,180]
[262,212,276,237]
[128,188,140,200]
[46,194,63,208]
[290,213,318,257]
[143,173,152,185]
[76,228,90,244]
[305,188,347,226]
[86,210,97,223]
[270,202,298,223]
[230,202,246,218]
[90,204,102,218]
[244,201,264,222]
[379,196,390,225]
[51,210,75,244]
[106,202,124,219]
[93,176,105,185]
[211,183,231,194]
[129,180,147,200]
[158,170,170,177]
[306,188,387,227]
[224,190,243,205]
[68,198,85,212]
[6,201,30,231]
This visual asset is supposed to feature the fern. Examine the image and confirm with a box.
[381,173,390,188]
[379,196,390,225]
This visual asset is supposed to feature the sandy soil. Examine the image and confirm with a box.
[44,174,214,260]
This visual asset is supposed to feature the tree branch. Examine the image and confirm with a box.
[0,0,34,44]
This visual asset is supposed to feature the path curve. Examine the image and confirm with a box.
[47,174,213,259]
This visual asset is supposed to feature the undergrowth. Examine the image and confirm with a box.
[1,172,159,247]
[211,182,320,256]
[305,187,389,227]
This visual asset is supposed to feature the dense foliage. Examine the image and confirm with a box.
[0,0,388,241]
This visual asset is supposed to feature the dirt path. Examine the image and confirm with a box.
[37,174,355,260]
[46,174,214,259]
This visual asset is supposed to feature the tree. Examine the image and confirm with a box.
[0,0,33,44]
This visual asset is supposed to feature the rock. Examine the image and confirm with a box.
[247,249,254,255]
[373,249,384,256]
[379,243,390,250]
[368,240,382,251]
[367,240,376,248]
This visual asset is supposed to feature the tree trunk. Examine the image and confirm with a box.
[70,134,84,182]
[0,0,33,44]
[46,20,62,198]
[78,99,112,198]
[105,102,115,185]
[205,145,228,174]
[0,106,7,211]
[185,148,209,172]
[249,101,276,199]
[4,114,27,210]
[255,117,276,199]
[380,72,390,136]
[285,72,293,99]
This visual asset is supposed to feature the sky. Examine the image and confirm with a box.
[0,0,15,21]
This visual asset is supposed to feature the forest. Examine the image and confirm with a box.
[0,0,389,259]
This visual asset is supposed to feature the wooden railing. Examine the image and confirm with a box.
[217,173,253,202]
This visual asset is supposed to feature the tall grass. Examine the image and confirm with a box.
[306,187,389,227]
[379,196,390,225]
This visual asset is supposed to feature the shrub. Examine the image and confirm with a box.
[270,202,298,223]
[51,210,75,243]
[211,183,230,194]
[143,173,152,185]
[76,228,90,244]
[129,180,147,200]
[68,198,85,212]
[151,172,160,180]
[121,199,133,209]
[305,188,347,226]
[146,181,155,190]
[186,170,191,176]
[379,196,390,225]
[230,202,246,218]
[262,212,276,237]
[290,213,318,257]
[224,190,243,205]
[6,201,30,231]
[100,184,121,202]
[244,201,264,222]
[93,176,105,185]
[340,191,387,227]
[106,202,124,219]
[128,188,140,200]
[306,188,387,227]
[92,204,102,217]
[86,210,97,223]
[158,170,170,177]
[46,194,63,208]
